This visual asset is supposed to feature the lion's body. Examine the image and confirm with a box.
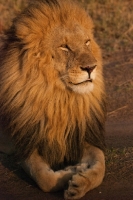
[0,0,106,199]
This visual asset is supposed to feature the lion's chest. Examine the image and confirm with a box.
[39,128,84,170]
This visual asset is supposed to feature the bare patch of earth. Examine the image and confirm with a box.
[0,49,133,200]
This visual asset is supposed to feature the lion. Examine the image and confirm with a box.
[0,0,106,199]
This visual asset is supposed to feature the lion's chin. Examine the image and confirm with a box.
[69,79,92,85]
[69,82,94,94]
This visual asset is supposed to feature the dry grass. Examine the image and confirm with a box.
[106,147,133,181]
[86,0,133,54]
[0,0,133,55]
[0,0,28,31]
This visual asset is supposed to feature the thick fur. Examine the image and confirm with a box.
[0,0,106,199]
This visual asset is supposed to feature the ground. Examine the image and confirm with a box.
[0,49,133,200]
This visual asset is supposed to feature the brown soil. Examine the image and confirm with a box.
[0,50,133,200]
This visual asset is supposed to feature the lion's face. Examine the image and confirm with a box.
[47,25,101,94]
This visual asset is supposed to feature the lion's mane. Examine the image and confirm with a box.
[0,0,106,169]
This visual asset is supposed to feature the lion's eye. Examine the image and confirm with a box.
[59,45,70,52]
[86,40,91,46]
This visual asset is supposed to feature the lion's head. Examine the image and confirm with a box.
[0,0,106,168]
[49,26,99,94]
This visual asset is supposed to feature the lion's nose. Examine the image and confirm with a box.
[80,64,97,74]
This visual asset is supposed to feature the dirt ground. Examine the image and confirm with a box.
[0,49,133,200]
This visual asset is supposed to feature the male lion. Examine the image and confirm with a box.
[0,0,106,199]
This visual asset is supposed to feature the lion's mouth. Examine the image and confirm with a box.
[69,79,92,85]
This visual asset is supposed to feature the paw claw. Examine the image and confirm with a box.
[64,190,76,199]
[64,173,89,199]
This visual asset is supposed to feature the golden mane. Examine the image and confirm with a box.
[0,0,106,169]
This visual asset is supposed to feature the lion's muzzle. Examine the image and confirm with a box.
[80,65,96,81]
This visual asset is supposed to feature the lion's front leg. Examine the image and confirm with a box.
[22,150,75,192]
[64,144,105,199]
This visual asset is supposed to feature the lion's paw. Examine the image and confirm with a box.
[64,173,90,199]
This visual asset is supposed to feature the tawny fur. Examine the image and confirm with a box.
[0,0,106,198]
